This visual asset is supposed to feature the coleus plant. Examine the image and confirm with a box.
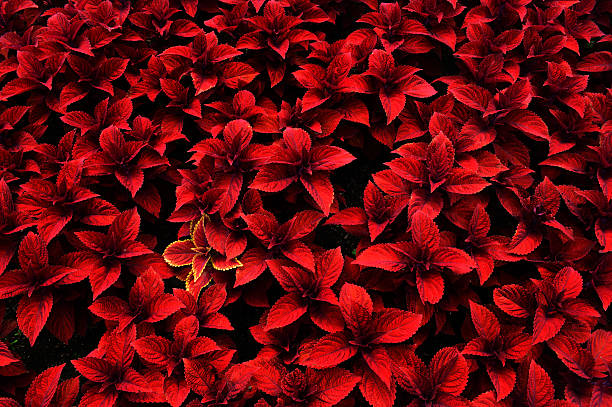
[0,232,88,345]
[251,127,356,215]
[0,0,609,406]
[297,283,422,405]
[354,210,474,304]
[72,325,151,406]
[163,215,242,292]
[134,315,228,407]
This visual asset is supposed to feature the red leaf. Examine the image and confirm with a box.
[115,368,150,393]
[51,377,79,407]
[283,240,315,272]
[430,347,468,396]
[469,301,500,341]
[379,90,405,124]
[493,285,531,318]
[403,75,436,98]
[0,399,22,407]
[25,364,64,407]
[311,146,356,171]
[89,262,121,300]
[354,243,407,272]
[88,296,130,322]
[265,293,307,330]
[340,283,373,332]
[251,165,296,192]
[307,368,361,407]
[411,210,440,251]
[17,292,53,345]
[163,240,195,267]
[554,266,583,300]
[222,62,259,88]
[133,336,172,366]
[416,270,445,304]
[78,389,117,407]
[363,347,393,388]
[445,169,490,194]
[504,110,549,140]
[431,247,474,275]
[147,294,185,323]
[301,172,334,215]
[532,308,564,344]
[72,357,112,382]
[486,364,515,401]
[448,84,492,112]
[372,309,422,344]
[577,51,612,72]
[509,222,542,255]
[299,332,357,368]
[0,342,18,366]
[359,366,396,407]
[164,376,190,407]
[527,361,554,407]
[171,19,201,37]
[183,358,216,395]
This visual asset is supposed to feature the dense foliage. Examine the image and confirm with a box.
[0,0,610,406]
